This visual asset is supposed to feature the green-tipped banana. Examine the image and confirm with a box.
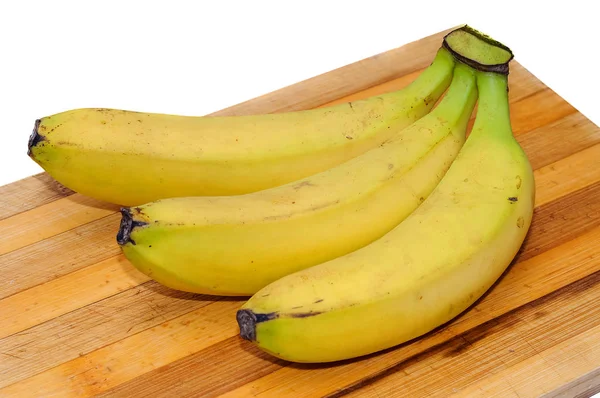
[117,63,478,296]
[28,48,455,206]
[236,29,533,363]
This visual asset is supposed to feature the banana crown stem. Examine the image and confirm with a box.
[396,46,455,102]
[443,25,514,74]
[471,71,512,138]
[429,63,477,124]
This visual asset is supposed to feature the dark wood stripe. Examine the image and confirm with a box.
[0,213,121,300]
[97,336,285,398]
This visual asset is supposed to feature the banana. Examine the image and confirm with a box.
[117,63,478,296]
[236,65,535,363]
[27,48,455,206]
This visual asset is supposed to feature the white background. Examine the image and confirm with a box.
[1,1,599,187]
[0,2,599,396]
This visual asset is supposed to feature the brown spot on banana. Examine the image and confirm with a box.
[293,180,316,190]
[423,94,435,106]
[290,311,323,318]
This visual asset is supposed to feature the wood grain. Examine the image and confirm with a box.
[0,254,149,340]
[0,194,118,256]
[0,282,217,388]
[0,28,599,397]
[517,112,600,170]
[0,173,73,221]
[0,213,121,300]
[534,143,600,206]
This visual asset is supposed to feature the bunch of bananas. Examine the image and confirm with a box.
[28,26,534,363]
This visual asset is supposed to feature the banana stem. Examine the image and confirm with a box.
[429,63,477,126]
[471,71,513,136]
[397,47,455,104]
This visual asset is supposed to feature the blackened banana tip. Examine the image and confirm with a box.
[237,309,258,341]
[27,119,45,157]
[116,207,148,246]
[236,309,279,341]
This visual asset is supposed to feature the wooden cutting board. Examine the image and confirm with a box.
[1,27,599,398]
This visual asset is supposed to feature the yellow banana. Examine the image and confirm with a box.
[27,48,455,206]
[117,63,477,296]
[236,60,535,362]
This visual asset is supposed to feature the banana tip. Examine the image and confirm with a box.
[116,208,147,246]
[236,309,279,342]
[27,119,45,157]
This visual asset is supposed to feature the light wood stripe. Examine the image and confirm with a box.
[0,194,118,256]
[511,89,577,135]
[0,213,122,300]
[0,173,74,221]
[0,255,149,340]
[534,143,600,207]
[518,112,600,170]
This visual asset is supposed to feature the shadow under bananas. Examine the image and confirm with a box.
[142,279,249,303]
